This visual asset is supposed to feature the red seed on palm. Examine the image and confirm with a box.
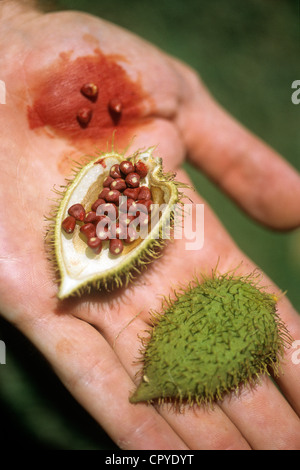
[125,172,140,188]
[68,203,86,221]
[62,216,76,234]
[123,187,140,200]
[110,164,121,179]
[110,178,127,192]
[109,238,124,255]
[135,161,148,178]
[80,83,98,101]
[80,223,96,238]
[108,98,122,114]
[77,107,93,127]
[91,198,106,212]
[138,186,151,201]
[108,98,123,125]
[120,160,134,175]
[87,237,102,254]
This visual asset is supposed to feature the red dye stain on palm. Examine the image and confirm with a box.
[27,49,151,144]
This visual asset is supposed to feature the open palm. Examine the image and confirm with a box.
[0,2,300,449]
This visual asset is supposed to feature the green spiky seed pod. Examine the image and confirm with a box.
[130,270,292,406]
[47,145,185,299]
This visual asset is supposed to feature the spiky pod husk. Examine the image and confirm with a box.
[130,269,292,407]
[45,144,187,299]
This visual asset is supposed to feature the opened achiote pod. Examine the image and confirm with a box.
[49,146,184,299]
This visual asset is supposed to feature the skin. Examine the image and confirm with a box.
[0,0,300,450]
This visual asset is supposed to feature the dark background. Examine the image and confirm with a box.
[0,0,299,449]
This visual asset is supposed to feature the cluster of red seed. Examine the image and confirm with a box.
[61,160,153,256]
[76,82,123,128]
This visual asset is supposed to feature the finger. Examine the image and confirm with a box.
[220,375,300,450]
[269,295,300,417]
[156,404,251,450]
[16,311,188,450]
[173,59,300,230]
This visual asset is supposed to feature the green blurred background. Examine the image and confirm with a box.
[0,0,299,449]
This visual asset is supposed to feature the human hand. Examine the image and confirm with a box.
[0,1,300,449]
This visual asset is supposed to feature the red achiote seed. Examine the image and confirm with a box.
[127,200,138,215]
[109,164,121,179]
[96,202,118,220]
[123,236,138,243]
[135,199,153,214]
[85,212,108,225]
[120,160,134,175]
[108,98,122,114]
[91,198,106,212]
[80,83,98,101]
[96,220,111,241]
[87,237,102,254]
[125,172,140,188]
[84,211,98,223]
[109,238,124,255]
[118,196,127,213]
[135,212,150,238]
[77,107,93,127]
[108,98,123,125]
[114,222,128,239]
[62,216,76,234]
[138,186,151,201]
[127,225,139,242]
[68,203,86,221]
[128,200,147,217]
[119,213,135,227]
[119,197,136,213]
[123,187,140,200]
[106,189,121,204]
[103,175,114,187]
[80,223,96,238]
[139,212,150,226]
[110,178,127,192]
[98,188,111,200]
[135,161,148,178]
[93,215,109,226]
